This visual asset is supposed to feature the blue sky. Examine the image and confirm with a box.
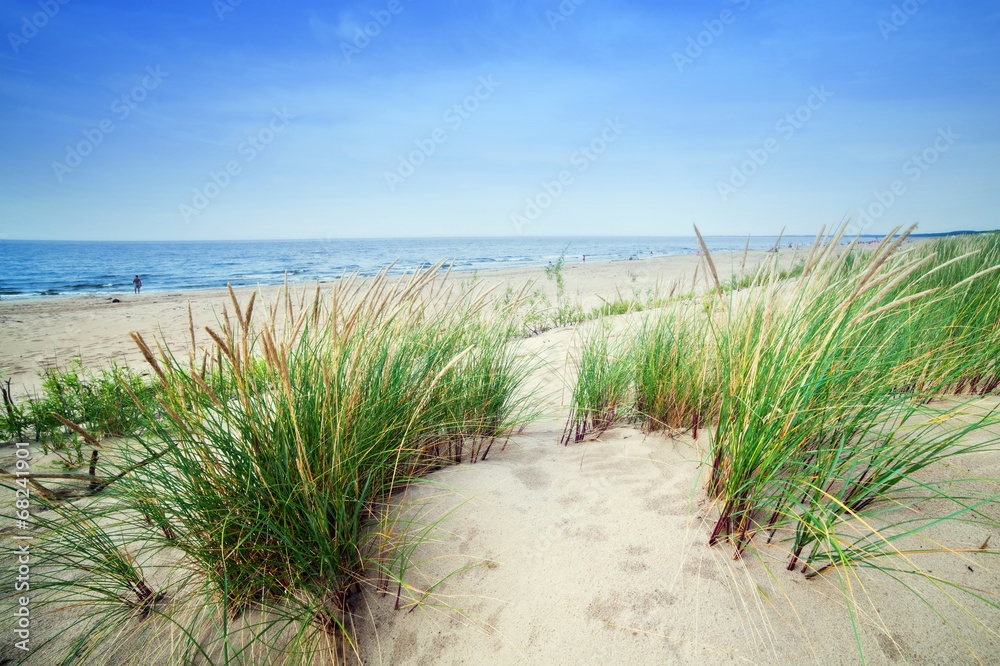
[0,0,997,241]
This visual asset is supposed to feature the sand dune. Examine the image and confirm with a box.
[354,412,1000,664]
[4,244,997,664]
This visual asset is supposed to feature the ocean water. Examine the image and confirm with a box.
[0,235,837,300]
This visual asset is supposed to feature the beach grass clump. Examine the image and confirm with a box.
[589,297,644,319]
[561,324,633,444]
[631,302,716,435]
[10,265,535,663]
[544,250,586,328]
[702,225,994,552]
[555,225,1000,658]
[501,284,550,336]
[889,232,1000,394]
[434,318,536,461]
[696,225,1000,654]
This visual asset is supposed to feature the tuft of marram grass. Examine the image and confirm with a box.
[560,225,1000,662]
[8,265,537,664]
[631,301,717,436]
[561,323,634,445]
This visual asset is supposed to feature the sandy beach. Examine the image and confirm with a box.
[2,245,998,665]
[0,249,782,397]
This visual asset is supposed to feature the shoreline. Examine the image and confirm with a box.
[0,248,796,395]
[0,247,752,304]
[0,243,800,303]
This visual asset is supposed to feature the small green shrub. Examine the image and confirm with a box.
[1,361,157,452]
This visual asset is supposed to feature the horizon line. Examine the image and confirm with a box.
[2,230,991,243]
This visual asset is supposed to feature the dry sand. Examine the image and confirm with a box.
[2,245,998,664]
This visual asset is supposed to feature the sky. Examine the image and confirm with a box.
[0,0,997,241]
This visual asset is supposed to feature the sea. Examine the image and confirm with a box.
[0,235,863,300]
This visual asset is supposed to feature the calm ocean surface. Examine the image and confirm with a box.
[0,235,850,300]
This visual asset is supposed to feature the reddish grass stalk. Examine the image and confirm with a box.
[706,447,724,499]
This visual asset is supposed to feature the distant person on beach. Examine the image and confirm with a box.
[133,275,141,294]
[582,255,586,262]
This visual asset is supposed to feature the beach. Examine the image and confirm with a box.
[5,0,997,660]
[2,244,998,665]
[0,249,781,396]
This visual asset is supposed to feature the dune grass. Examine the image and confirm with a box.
[632,302,717,435]
[704,226,1000,658]
[561,323,633,445]
[562,224,1000,660]
[7,265,536,664]
[562,301,716,442]
[704,225,997,555]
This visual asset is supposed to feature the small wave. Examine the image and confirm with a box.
[64,282,130,291]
